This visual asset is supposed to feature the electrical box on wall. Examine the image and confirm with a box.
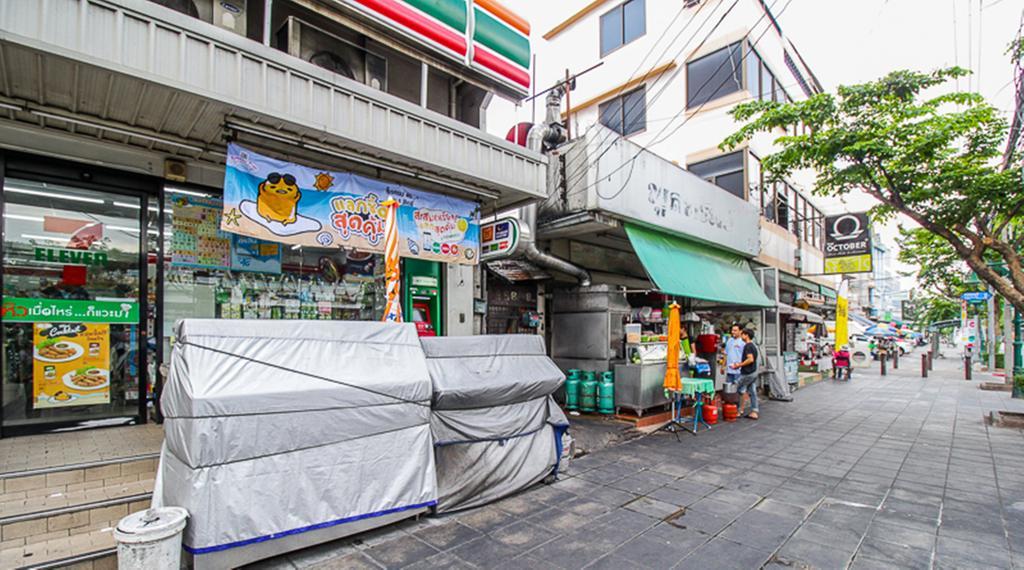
[150,0,247,36]
[164,159,187,182]
[213,0,247,35]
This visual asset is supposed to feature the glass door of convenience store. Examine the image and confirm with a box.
[1,178,149,435]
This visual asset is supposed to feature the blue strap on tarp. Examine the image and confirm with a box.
[184,500,437,555]
[551,424,569,478]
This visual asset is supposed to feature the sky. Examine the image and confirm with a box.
[487,0,1023,291]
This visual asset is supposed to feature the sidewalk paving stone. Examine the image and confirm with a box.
[775,537,856,569]
[250,355,1024,569]
[411,522,482,551]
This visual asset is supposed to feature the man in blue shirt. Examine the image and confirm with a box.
[725,324,745,386]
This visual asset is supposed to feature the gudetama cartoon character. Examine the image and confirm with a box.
[257,172,301,226]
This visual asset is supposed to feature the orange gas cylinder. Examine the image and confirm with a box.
[702,401,719,425]
[723,403,739,422]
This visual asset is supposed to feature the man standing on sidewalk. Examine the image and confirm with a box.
[732,328,760,420]
[725,324,745,387]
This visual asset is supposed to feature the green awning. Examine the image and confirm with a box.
[819,285,837,299]
[778,271,821,293]
[625,223,774,308]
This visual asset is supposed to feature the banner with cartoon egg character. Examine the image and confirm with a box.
[221,144,481,265]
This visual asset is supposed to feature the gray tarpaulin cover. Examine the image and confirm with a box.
[422,335,568,512]
[152,319,437,554]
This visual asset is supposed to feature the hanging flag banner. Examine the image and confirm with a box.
[222,144,480,265]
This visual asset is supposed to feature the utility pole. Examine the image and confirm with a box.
[1005,295,1014,379]
[988,285,996,370]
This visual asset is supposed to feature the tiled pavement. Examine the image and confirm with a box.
[0,423,162,475]
[258,356,1023,568]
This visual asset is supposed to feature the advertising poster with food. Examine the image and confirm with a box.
[221,144,480,265]
[32,323,111,409]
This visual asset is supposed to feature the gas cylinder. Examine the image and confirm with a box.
[723,403,739,422]
[702,399,719,425]
[580,371,598,413]
[565,370,581,410]
[597,371,615,415]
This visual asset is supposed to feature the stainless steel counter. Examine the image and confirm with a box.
[613,363,672,416]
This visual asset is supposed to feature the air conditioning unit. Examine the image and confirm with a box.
[277,17,387,91]
[148,0,247,36]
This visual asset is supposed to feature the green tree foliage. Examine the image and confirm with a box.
[723,68,1024,312]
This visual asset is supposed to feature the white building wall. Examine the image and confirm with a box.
[520,0,836,290]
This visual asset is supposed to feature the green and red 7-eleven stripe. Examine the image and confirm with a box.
[347,0,531,94]
[349,0,469,60]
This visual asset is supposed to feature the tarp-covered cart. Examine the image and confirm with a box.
[154,320,437,569]
[423,335,569,512]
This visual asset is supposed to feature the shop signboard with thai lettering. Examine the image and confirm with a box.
[1,298,139,324]
[823,213,873,274]
[585,134,761,257]
[222,144,480,265]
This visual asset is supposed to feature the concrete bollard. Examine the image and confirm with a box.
[928,351,933,371]
[893,349,899,369]
[921,354,928,378]
[880,353,887,376]
[964,355,972,380]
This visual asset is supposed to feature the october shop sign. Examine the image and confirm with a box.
[823,213,873,274]
[221,144,481,265]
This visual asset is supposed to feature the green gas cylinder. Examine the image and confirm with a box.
[565,369,581,410]
[598,371,615,415]
[580,371,598,413]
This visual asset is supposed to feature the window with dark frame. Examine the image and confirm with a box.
[600,0,646,56]
[686,41,743,107]
[723,149,824,247]
[598,86,646,136]
[688,151,745,200]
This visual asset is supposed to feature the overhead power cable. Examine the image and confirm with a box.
[559,0,725,187]
[567,0,796,201]
[562,0,747,191]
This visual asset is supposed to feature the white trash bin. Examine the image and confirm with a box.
[114,507,189,570]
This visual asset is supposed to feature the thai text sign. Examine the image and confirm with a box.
[587,132,761,257]
[222,144,480,265]
[2,297,139,324]
[961,291,992,303]
[823,213,873,275]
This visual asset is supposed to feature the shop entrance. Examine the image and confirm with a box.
[2,178,150,434]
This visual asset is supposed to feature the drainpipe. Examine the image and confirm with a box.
[518,87,591,286]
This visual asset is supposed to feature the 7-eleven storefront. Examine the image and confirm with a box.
[0,0,544,436]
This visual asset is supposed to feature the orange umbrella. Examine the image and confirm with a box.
[663,302,681,391]
[381,198,403,322]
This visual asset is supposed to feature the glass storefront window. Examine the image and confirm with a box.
[160,188,385,357]
[2,179,146,429]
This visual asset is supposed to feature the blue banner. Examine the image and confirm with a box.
[221,143,480,265]
[231,235,282,274]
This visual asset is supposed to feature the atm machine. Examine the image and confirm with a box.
[403,259,443,336]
